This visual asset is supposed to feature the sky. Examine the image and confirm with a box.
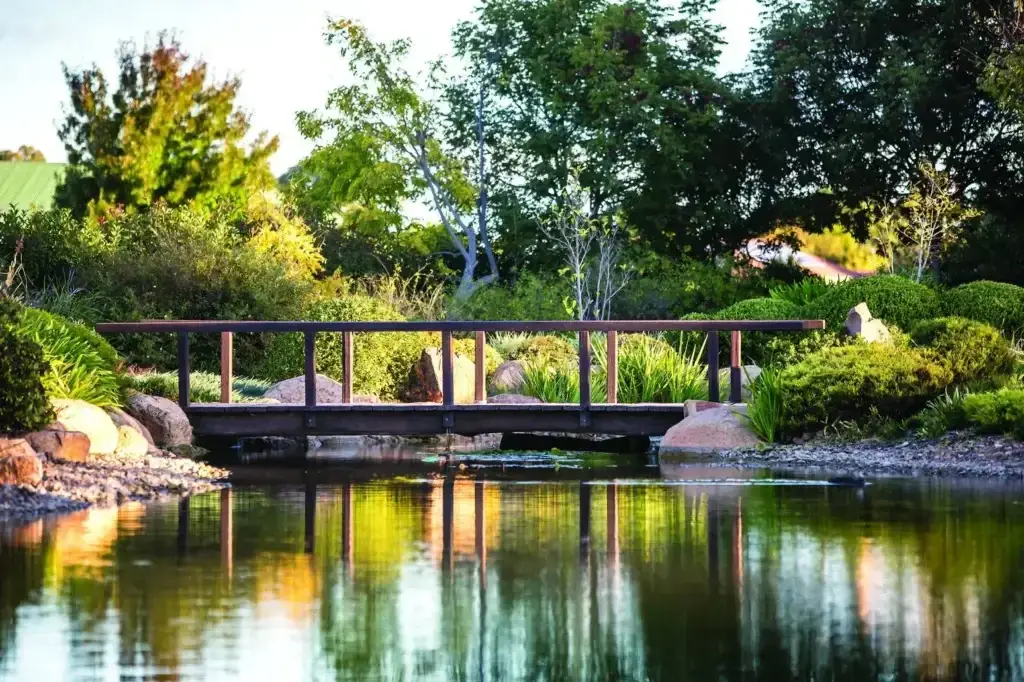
[0,0,761,175]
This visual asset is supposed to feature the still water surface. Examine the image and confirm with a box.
[2,457,1024,681]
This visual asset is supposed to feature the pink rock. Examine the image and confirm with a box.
[660,406,759,454]
[25,430,91,463]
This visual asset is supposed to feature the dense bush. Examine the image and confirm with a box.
[942,281,1024,336]
[803,275,940,331]
[259,295,429,400]
[17,308,121,407]
[911,317,1016,385]
[0,300,54,433]
[961,389,1024,439]
[507,335,578,367]
[452,338,501,375]
[780,343,953,438]
[450,274,570,321]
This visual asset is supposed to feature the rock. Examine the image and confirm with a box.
[24,430,91,463]
[489,360,527,394]
[683,400,720,418]
[659,405,759,455]
[844,303,892,344]
[51,399,119,454]
[488,393,543,405]
[353,394,381,404]
[404,348,477,403]
[107,408,155,447]
[716,365,762,402]
[166,443,210,460]
[0,454,42,487]
[126,393,193,447]
[115,425,150,457]
[0,438,36,459]
[262,374,345,404]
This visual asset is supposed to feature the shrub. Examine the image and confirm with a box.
[259,295,429,400]
[714,297,805,366]
[910,317,1016,385]
[520,363,607,404]
[942,281,1024,336]
[507,335,578,368]
[961,388,1024,439]
[0,299,54,433]
[915,387,970,438]
[769,279,833,307]
[450,274,570,321]
[803,275,940,331]
[452,338,501,375]
[489,332,532,361]
[780,343,953,439]
[123,371,271,404]
[610,335,708,403]
[16,308,122,408]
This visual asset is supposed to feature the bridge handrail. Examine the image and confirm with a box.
[95,318,825,411]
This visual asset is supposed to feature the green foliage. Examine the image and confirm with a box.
[769,279,832,307]
[740,367,784,443]
[915,387,971,438]
[716,297,800,321]
[16,307,121,408]
[780,343,953,439]
[123,372,270,404]
[911,317,1016,385]
[520,363,607,404]
[942,281,1024,336]
[452,338,501,375]
[260,295,428,400]
[712,297,812,366]
[803,275,940,331]
[56,34,277,219]
[610,335,708,404]
[507,335,577,368]
[0,300,54,433]
[489,332,532,361]
[961,388,1024,439]
[451,274,571,321]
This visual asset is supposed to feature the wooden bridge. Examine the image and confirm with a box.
[95,319,825,438]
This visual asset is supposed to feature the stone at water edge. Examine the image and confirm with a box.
[262,374,345,404]
[51,399,119,454]
[115,425,150,457]
[404,348,477,404]
[25,430,91,463]
[0,438,42,486]
[660,405,760,455]
[845,302,892,344]
[126,393,193,448]
[107,407,155,447]
[489,360,527,394]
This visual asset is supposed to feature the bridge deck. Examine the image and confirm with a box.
[186,402,688,437]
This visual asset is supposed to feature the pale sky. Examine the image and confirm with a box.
[0,0,761,175]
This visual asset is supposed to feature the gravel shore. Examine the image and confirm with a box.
[0,451,228,525]
[687,432,1024,479]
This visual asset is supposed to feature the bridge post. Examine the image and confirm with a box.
[441,331,455,408]
[474,331,486,403]
[706,332,720,402]
[729,331,743,403]
[606,330,618,404]
[578,330,592,409]
[342,331,353,404]
[304,332,317,407]
[177,332,190,409]
[220,332,233,404]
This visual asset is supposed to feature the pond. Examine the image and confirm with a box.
[2,451,1024,681]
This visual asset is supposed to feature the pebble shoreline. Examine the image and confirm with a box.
[700,432,1024,479]
[0,451,228,525]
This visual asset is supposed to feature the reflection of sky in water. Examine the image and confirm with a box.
[2,477,1024,681]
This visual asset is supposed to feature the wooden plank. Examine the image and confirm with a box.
[578,330,592,409]
[606,330,618,405]
[304,332,317,408]
[441,331,454,408]
[96,318,826,335]
[342,331,353,404]
[220,332,233,404]
[177,332,190,409]
[730,330,743,404]
[706,331,720,403]
[474,331,486,403]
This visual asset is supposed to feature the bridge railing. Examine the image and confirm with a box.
[95,319,825,410]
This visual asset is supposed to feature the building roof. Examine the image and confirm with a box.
[0,162,66,211]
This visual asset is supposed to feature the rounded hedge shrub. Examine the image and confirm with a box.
[779,342,953,439]
[452,338,502,375]
[961,388,1024,439]
[0,300,54,433]
[508,335,577,368]
[942,281,1024,336]
[803,275,940,332]
[910,317,1016,385]
[715,297,816,367]
[260,295,430,400]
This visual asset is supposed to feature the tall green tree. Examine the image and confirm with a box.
[445,0,747,268]
[56,35,278,219]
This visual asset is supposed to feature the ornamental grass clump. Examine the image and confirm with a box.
[779,342,953,439]
[520,362,606,404]
[740,367,784,443]
[611,334,708,403]
[910,317,1016,385]
[124,371,271,404]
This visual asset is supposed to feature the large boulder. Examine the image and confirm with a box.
[115,425,150,456]
[51,399,119,455]
[24,430,91,463]
[660,405,759,455]
[107,408,155,447]
[126,394,193,447]
[0,438,42,486]
[404,348,477,404]
[263,374,346,404]
[489,360,527,394]
[845,303,892,344]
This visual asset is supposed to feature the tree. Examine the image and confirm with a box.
[445,0,747,268]
[297,20,498,300]
[0,146,46,162]
[56,34,278,219]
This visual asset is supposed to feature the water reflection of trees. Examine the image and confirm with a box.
[1,478,1024,680]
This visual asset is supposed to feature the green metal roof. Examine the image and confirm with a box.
[0,162,65,211]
